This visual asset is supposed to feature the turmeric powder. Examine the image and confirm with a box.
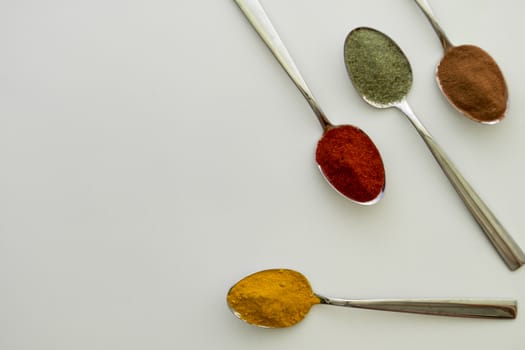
[226,269,320,328]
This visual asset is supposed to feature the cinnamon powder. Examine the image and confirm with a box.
[437,45,508,123]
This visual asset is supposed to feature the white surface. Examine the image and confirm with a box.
[1,0,524,349]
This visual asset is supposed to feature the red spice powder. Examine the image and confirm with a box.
[315,125,385,203]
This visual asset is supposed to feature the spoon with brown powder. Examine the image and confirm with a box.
[227,269,517,328]
[233,0,385,205]
[414,0,508,124]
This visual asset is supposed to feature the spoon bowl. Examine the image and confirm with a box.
[227,268,517,328]
[436,44,508,124]
[414,0,508,123]
[234,0,385,204]
[343,27,525,270]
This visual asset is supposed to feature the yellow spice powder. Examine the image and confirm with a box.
[227,269,320,328]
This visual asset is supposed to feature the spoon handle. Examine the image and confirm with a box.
[397,100,525,271]
[317,295,517,319]
[233,0,331,130]
[414,0,453,51]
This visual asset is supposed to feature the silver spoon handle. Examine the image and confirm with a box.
[397,100,525,271]
[414,0,453,51]
[233,0,331,129]
[317,294,517,319]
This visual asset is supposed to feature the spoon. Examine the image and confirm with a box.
[414,0,508,124]
[227,269,517,328]
[343,27,525,271]
[233,0,385,205]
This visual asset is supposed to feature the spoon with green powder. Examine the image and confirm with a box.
[227,268,517,328]
[414,0,508,124]
[233,0,385,205]
[344,27,524,271]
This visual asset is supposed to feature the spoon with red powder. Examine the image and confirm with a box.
[414,0,508,124]
[233,0,385,204]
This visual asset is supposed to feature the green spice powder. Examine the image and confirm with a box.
[344,28,412,105]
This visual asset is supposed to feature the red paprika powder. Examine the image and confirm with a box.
[315,125,385,203]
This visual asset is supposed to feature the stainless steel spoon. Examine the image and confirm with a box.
[233,0,385,205]
[414,0,508,124]
[344,27,524,271]
[227,269,517,328]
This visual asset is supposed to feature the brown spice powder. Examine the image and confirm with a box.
[437,45,508,123]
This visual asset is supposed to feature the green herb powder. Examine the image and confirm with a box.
[344,28,412,105]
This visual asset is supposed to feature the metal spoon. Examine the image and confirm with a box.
[227,269,517,328]
[233,0,385,205]
[414,0,508,124]
[344,27,525,271]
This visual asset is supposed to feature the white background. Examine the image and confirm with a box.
[1,0,524,349]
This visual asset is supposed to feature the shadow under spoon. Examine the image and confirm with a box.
[233,0,385,205]
[343,27,525,271]
[414,0,508,124]
[227,269,517,328]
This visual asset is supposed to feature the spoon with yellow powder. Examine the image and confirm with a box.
[414,0,508,124]
[227,269,517,328]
